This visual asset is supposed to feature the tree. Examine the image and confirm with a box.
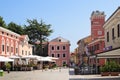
[0,16,6,28]
[7,22,24,35]
[24,19,53,56]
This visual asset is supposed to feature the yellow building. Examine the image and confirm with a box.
[97,7,120,64]
[19,35,33,56]
[103,7,120,49]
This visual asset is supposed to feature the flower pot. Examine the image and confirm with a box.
[110,72,119,76]
[101,72,110,76]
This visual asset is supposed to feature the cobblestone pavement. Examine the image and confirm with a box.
[0,68,69,80]
[0,68,120,80]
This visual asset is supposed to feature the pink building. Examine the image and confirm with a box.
[48,37,70,67]
[0,27,33,57]
[0,27,20,56]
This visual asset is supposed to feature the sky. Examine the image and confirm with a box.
[0,0,120,52]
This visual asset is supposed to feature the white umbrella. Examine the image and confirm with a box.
[37,57,56,62]
[22,55,40,59]
[46,56,59,60]
[9,55,21,59]
[0,56,14,62]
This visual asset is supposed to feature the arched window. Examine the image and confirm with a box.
[2,37,5,52]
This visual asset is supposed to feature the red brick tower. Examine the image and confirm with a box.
[90,11,105,40]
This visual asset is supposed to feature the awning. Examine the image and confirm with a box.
[0,56,14,62]
[97,48,120,59]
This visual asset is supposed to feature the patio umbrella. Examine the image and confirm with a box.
[46,56,59,60]
[37,57,56,62]
[0,56,14,62]
[9,55,21,59]
[22,55,40,59]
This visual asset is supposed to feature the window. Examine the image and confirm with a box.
[22,50,24,55]
[63,53,66,58]
[11,47,13,52]
[112,28,115,40]
[2,31,4,34]
[16,48,18,53]
[94,45,96,51]
[57,54,60,57]
[62,61,67,66]
[97,44,99,50]
[107,32,109,42]
[59,39,61,42]
[63,46,66,50]
[51,46,54,50]
[7,33,9,36]
[11,35,13,37]
[118,24,120,37]
[2,45,4,52]
[25,51,27,55]
[57,46,60,50]
[91,46,94,51]
[52,54,54,57]
[7,46,9,52]
[29,51,31,55]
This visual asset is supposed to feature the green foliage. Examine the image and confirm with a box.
[7,22,24,35]
[52,64,57,68]
[0,16,6,28]
[5,62,11,69]
[109,61,119,72]
[24,19,53,41]
[100,61,120,72]
[24,19,53,56]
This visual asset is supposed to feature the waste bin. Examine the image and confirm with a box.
[0,70,4,76]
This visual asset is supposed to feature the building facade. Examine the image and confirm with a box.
[0,27,32,57]
[88,11,106,66]
[101,7,120,64]
[104,7,120,49]
[48,37,70,67]
[77,35,92,66]
[0,27,20,56]
[19,35,33,56]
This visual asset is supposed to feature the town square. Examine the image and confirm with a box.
[0,0,120,80]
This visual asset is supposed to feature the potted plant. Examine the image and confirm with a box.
[5,62,11,73]
[100,62,110,76]
[109,61,119,76]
